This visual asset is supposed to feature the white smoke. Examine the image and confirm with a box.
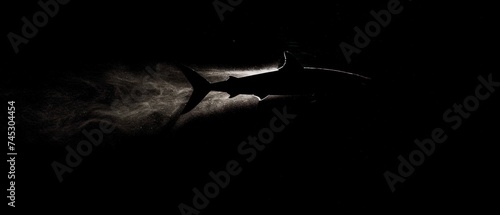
[32,63,192,142]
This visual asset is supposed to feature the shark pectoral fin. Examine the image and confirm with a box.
[228,76,238,81]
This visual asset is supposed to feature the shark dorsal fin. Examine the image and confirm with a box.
[255,93,268,100]
[278,51,303,72]
[228,93,239,98]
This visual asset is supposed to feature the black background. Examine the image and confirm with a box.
[2,0,498,213]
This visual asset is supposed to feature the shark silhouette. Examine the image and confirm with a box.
[179,52,370,114]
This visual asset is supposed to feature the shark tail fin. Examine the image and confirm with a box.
[178,64,211,114]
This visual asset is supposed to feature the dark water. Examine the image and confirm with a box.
[2,0,497,213]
